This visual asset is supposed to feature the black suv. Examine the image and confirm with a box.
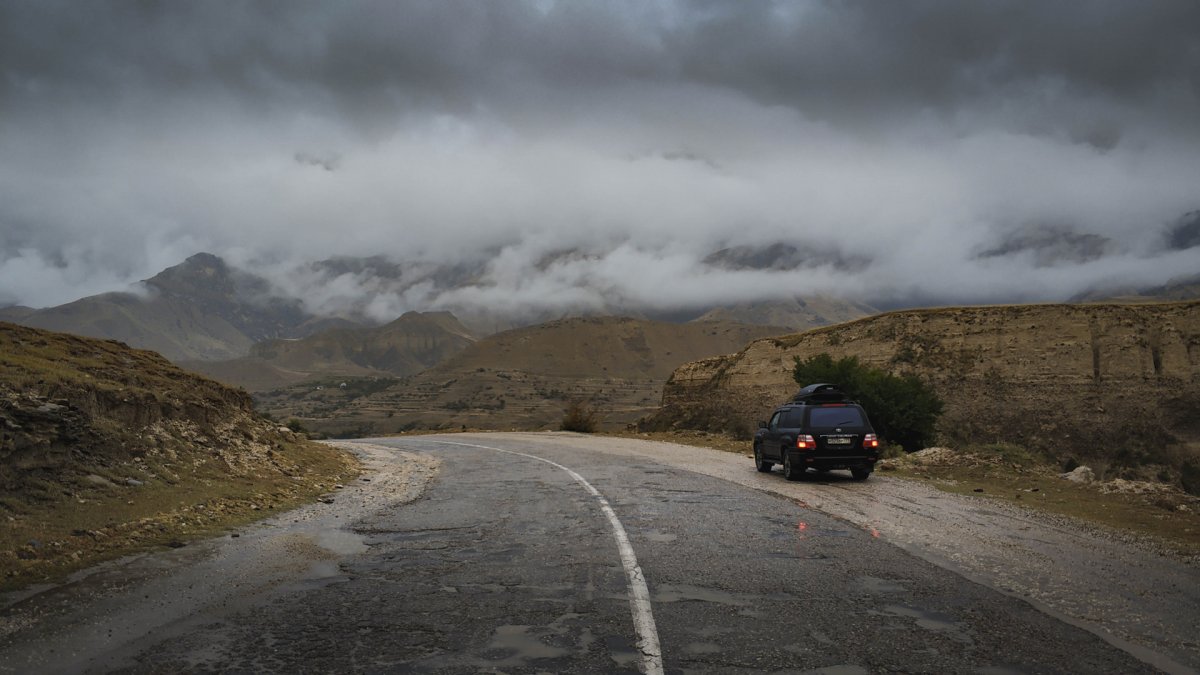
[752,383,880,481]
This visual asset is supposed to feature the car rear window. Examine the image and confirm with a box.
[781,409,807,427]
[808,407,866,428]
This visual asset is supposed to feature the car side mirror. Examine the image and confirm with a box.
[758,420,768,429]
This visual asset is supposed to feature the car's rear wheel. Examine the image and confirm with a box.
[783,451,805,481]
[754,444,773,473]
[850,467,872,481]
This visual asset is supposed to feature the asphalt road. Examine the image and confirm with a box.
[0,434,1176,673]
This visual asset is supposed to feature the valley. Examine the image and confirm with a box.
[253,316,789,436]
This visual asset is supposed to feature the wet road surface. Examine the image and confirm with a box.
[0,433,1180,673]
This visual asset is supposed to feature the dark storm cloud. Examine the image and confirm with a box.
[671,2,1200,121]
[1,0,1198,312]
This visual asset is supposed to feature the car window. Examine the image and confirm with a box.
[808,407,865,428]
[768,411,782,430]
[781,409,806,427]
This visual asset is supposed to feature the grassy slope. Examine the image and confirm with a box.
[0,322,359,591]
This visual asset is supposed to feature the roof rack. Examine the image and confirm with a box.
[791,383,852,403]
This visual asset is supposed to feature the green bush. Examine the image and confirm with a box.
[560,399,599,433]
[793,353,943,451]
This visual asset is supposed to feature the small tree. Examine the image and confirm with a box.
[793,353,943,451]
[560,399,599,433]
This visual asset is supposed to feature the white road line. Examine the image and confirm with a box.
[419,439,664,675]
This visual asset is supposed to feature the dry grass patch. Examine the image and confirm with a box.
[881,446,1200,556]
[1,439,359,592]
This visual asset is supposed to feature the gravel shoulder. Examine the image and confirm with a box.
[487,431,1200,674]
[0,443,438,674]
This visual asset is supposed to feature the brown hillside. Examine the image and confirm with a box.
[645,301,1200,485]
[692,296,876,330]
[0,322,357,588]
[258,316,789,435]
[187,311,475,391]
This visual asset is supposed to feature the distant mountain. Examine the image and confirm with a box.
[185,311,476,391]
[1071,274,1200,303]
[11,253,328,361]
[976,225,1112,267]
[692,296,876,330]
[8,249,884,366]
[0,306,36,322]
[703,242,868,271]
[254,316,791,435]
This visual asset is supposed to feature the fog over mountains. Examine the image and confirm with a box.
[2,251,877,360]
[2,1,1199,314]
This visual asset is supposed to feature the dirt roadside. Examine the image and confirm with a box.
[0,443,438,674]
[488,431,1200,675]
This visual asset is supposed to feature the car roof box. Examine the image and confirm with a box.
[792,383,851,403]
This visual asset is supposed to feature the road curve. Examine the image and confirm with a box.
[0,432,1192,673]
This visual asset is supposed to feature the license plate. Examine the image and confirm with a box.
[826,437,852,445]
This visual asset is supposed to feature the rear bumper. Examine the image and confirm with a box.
[800,454,877,471]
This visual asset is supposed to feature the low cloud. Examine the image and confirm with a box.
[1,1,1198,314]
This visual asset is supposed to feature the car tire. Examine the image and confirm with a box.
[783,451,805,481]
[850,467,872,481]
[754,444,773,473]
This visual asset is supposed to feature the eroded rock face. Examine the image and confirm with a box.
[647,301,1200,478]
[0,322,300,490]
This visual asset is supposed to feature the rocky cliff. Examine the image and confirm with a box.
[0,322,357,587]
[646,301,1200,482]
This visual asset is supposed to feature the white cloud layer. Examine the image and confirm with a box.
[1,1,1198,313]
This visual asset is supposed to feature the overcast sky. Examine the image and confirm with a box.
[2,0,1199,314]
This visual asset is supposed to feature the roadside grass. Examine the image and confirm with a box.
[609,429,747,454]
[620,431,1200,557]
[882,451,1200,557]
[0,440,359,593]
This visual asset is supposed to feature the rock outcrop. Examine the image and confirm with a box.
[0,321,334,496]
[646,301,1200,483]
[1,321,359,589]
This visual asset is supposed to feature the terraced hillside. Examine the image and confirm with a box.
[645,301,1200,487]
[257,316,788,435]
[185,311,476,392]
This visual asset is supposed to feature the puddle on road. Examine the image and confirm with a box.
[762,550,829,560]
[682,641,722,655]
[653,584,758,607]
[875,604,974,644]
[483,624,571,665]
[314,529,368,556]
[604,634,640,668]
[856,576,907,594]
[800,665,870,675]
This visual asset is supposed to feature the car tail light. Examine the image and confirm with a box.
[796,434,816,450]
[863,433,879,449]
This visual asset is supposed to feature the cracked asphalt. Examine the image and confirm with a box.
[1,433,1192,673]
